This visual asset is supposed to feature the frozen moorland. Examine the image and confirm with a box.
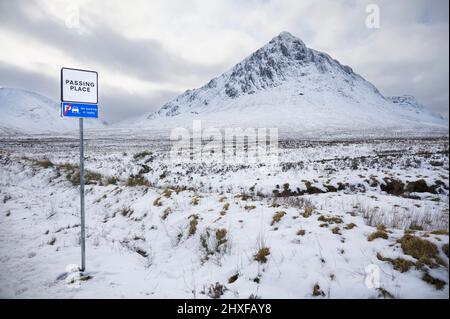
[0,134,448,298]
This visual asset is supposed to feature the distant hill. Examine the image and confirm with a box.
[0,87,105,135]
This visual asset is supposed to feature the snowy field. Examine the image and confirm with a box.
[0,134,449,299]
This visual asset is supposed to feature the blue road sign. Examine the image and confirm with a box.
[61,102,98,118]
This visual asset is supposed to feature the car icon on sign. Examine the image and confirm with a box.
[72,106,79,114]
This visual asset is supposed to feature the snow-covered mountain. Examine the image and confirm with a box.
[0,87,105,135]
[140,31,448,136]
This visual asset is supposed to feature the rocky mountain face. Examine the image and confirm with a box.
[142,32,447,137]
[150,31,380,118]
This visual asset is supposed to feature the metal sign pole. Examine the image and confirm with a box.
[61,67,98,273]
[79,118,86,272]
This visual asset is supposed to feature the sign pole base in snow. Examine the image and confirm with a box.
[79,118,86,272]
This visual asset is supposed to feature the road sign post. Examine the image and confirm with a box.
[60,67,98,272]
[79,118,86,271]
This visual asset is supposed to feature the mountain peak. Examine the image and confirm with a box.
[264,31,307,58]
[273,31,304,45]
[143,32,447,134]
[149,31,365,118]
[277,31,295,39]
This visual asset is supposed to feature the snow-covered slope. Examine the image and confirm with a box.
[140,31,448,136]
[0,87,105,136]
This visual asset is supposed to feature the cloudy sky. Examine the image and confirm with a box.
[0,0,448,123]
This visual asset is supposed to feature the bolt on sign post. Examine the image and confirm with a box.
[60,67,98,272]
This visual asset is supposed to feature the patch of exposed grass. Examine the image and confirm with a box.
[317,215,343,224]
[408,222,424,231]
[188,215,199,236]
[302,206,314,218]
[191,196,200,206]
[207,282,227,299]
[377,253,414,273]
[368,232,389,242]
[381,178,405,196]
[133,151,152,160]
[331,227,341,235]
[369,177,380,187]
[368,225,388,241]
[85,170,103,185]
[135,248,148,258]
[105,176,118,185]
[159,172,167,180]
[430,230,449,236]
[47,237,56,246]
[79,275,94,281]
[120,207,133,217]
[254,247,270,264]
[50,163,71,181]
[218,196,227,203]
[422,272,446,290]
[215,229,228,251]
[344,223,357,230]
[3,195,12,204]
[297,229,306,236]
[377,288,395,299]
[235,193,252,201]
[312,284,325,297]
[199,227,229,261]
[269,201,280,208]
[228,273,239,284]
[161,207,171,220]
[138,164,150,175]
[400,234,439,266]
[271,211,286,225]
[126,176,150,187]
[57,163,78,171]
[34,159,54,169]
[406,179,436,194]
[153,197,162,207]
[244,205,256,211]
[442,244,449,257]
[304,182,325,194]
[67,169,103,186]
[162,188,173,198]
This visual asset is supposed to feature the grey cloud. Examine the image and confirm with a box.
[0,61,178,123]
[0,0,448,121]
[100,89,179,123]
[362,58,449,117]
[0,62,57,98]
[0,0,219,123]
[0,0,223,84]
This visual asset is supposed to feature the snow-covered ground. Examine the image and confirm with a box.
[0,135,448,298]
